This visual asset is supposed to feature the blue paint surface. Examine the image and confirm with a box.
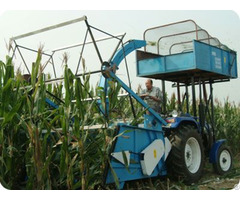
[209,139,226,163]
[137,40,237,79]
[45,98,59,109]
[106,124,167,189]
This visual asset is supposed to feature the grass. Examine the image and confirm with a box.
[0,51,240,189]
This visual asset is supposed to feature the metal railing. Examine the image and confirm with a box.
[143,19,225,55]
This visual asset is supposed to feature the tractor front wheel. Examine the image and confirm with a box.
[167,125,205,185]
[213,144,232,175]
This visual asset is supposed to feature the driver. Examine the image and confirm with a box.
[140,79,163,113]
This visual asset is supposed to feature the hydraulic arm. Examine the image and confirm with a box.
[98,39,167,126]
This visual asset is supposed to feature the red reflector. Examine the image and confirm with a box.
[166,118,175,123]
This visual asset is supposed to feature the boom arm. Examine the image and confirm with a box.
[111,40,147,68]
[98,40,147,89]
[98,39,167,126]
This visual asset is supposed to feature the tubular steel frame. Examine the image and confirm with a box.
[10,15,139,119]
[169,77,220,149]
[143,19,223,55]
[143,19,199,52]
[10,16,126,82]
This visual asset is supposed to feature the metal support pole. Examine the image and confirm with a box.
[75,29,89,75]
[14,41,31,74]
[12,16,87,40]
[44,69,102,85]
[177,82,181,111]
[199,78,202,105]
[17,44,52,57]
[52,33,125,52]
[51,57,57,79]
[162,80,166,114]
[10,45,17,60]
[120,38,136,118]
[85,20,103,64]
[108,33,126,63]
[191,76,197,117]
[185,83,189,113]
[124,61,136,118]
[210,80,215,142]
[203,80,208,104]
[199,78,205,131]
[41,52,55,74]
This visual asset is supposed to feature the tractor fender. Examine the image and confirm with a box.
[167,117,199,130]
[209,139,226,163]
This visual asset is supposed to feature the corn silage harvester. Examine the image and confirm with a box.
[10,17,237,189]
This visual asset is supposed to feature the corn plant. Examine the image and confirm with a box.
[0,50,240,190]
[214,100,240,154]
[0,56,29,189]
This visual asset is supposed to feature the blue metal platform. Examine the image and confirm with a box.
[137,40,237,83]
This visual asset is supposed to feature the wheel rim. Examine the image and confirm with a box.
[219,149,231,171]
[184,137,201,173]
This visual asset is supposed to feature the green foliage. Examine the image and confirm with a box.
[0,52,239,190]
[0,51,117,189]
[214,100,240,154]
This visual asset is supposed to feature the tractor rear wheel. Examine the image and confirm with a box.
[167,125,205,185]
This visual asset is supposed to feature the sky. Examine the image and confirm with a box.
[0,10,239,104]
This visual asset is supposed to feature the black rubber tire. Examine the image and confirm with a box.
[167,125,205,185]
[213,144,233,175]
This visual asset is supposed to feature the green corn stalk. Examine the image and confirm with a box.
[0,56,26,189]
[1,47,240,190]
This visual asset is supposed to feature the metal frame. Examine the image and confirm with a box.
[169,76,217,148]
[144,19,199,44]
[169,37,221,54]
[143,19,224,55]
[10,16,126,81]
[143,19,199,52]
[156,29,209,54]
[10,16,144,122]
[11,16,87,40]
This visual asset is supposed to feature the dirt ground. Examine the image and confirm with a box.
[197,153,240,190]
[198,177,239,190]
[126,153,240,190]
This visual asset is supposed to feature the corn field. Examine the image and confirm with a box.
[0,51,239,190]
